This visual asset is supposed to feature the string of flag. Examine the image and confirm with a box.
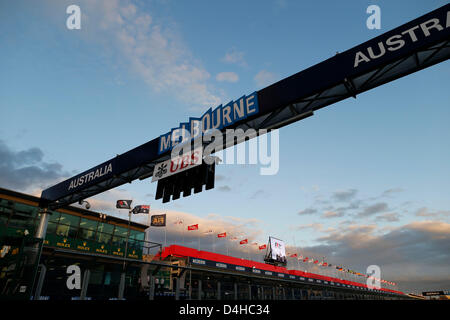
[151,215,397,287]
[285,251,397,286]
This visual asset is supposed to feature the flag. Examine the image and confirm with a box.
[132,205,150,214]
[203,229,213,234]
[308,258,314,263]
[150,214,166,227]
[116,200,132,209]
[313,259,319,264]
[217,232,227,238]
[188,224,198,231]
[230,236,238,241]
[298,255,303,260]
[174,219,183,225]
[252,242,258,246]
[323,262,328,267]
[259,244,266,250]
[290,253,298,258]
[239,239,248,245]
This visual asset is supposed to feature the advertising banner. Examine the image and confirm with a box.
[150,214,167,227]
[269,237,287,264]
[151,147,202,182]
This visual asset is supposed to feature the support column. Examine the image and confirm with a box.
[198,279,202,300]
[272,287,276,300]
[175,278,180,300]
[35,208,50,239]
[32,208,50,263]
[248,284,252,300]
[291,288,295,300]
[234,283,238,300]
[118,272,126,300]
[80,269,90,300]
[33,264,47,300]
[188,272,192,300]
[149,276,155,300]
[29,208,50,302]
[217,281,221,300]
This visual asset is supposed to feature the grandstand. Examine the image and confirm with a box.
[146,244,405,300]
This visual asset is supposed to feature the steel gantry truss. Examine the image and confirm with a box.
[40,4,450,210]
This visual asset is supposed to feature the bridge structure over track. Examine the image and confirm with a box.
[39,4,450,210]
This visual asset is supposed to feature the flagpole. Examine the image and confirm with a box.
[292,234,300,270]
[247,244,249,261]
[182,221,184,246]
[253,245,256,261]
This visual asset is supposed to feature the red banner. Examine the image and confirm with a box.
[187,224,198,231]
[217,232,227,238]
[239,239,248,245]
[290,253,298,258]
[259,244,266,250]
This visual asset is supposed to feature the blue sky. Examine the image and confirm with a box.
[1,0,449,293]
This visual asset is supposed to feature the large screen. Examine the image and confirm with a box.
[269,237,286,264]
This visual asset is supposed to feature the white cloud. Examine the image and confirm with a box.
[254,70,278,88]
[295,223,324,232]
[222,48,246,66]
[79,0,222,108]
[415,207,450,219]
[322,211,344,219]
[216,72,239,83]
[375,212,401,222]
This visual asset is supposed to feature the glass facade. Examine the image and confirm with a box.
[0,195,147,260]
